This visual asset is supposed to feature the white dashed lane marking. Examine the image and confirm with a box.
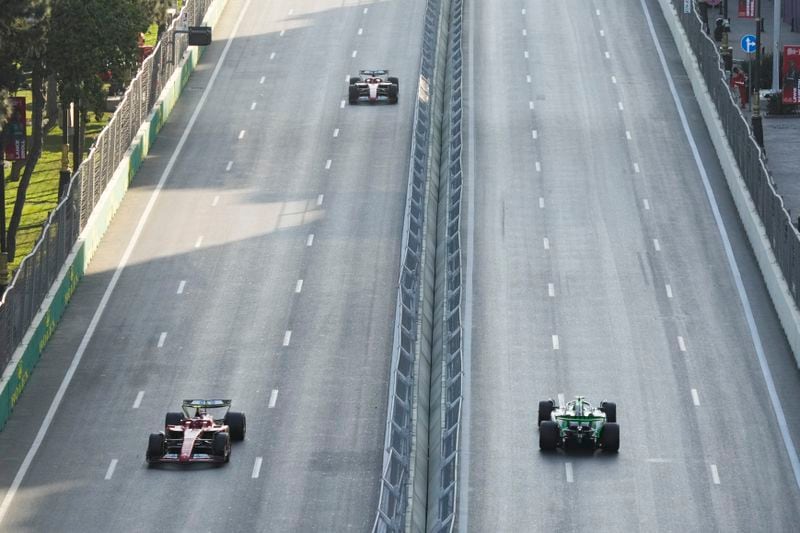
[316,194,324,206]
[269,389,279,408]
[626,130,632,140]
[306,234,314,246]
[340,100,346,108]
[333,128,339,137]
[552,335,560,350]
[522,29,527,36]
[252,457,263,479]
[600,29,605,37]
[358,28,363,35]
[226,161,233,171]
[238,130,246,140]
[105,459,118,481]
[177,280,186,294]
[643,198,650,210]
[352,50,357,58]
[295,279,303,293]
[522,8,526,15]
[678,335,687,352]
[618,101,624,111]
[270,52,276,60]
[611,75,617,84]
[250,102,257,110]
[279,30,285,37]
[529,101,534,110]
[195,235,204,248]
[711,464,720,484]
[634,163,640,173]
[259,76,265,84]
[548,283,555,297]
[565,462,574,482]
[526,74,531,83]
[211,195,219,207]
[665,284,673,298]
[539,197,544,208]
[325,159,332,170]
[132,391,144,409]
[691,388,700,406]
[158,332,167,348]
[543,237,550,250]
[524,51,529,59]
[605,51,610,59]
[363,7,368,13]
[532,130,538,139]
[653,238,660,251]
[535,161,541,172]
[283,330,292,346]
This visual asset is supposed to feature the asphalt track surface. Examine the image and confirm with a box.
[458,0,800,531]
[0,0,424,531]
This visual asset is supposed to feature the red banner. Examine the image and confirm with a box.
[782,45,800,105]
[738,0,756,18]
[2,96,26,161]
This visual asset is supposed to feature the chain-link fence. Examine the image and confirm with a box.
[0,0,213,366]
[670,1,800,306]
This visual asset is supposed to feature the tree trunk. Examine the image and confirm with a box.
[6,63,45,262]
[44,73,59,134]
[8,160,23,182]
[71,100,80,173]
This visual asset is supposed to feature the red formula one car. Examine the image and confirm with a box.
[349,70,399,104]
[146,399,246,465]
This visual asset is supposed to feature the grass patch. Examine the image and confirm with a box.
[3,90,110,275]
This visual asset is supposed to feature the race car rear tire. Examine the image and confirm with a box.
[349,85,359,104]
[388,76,399,89]
[600,401,617,423]
[165,412,183,427]
[539,421,559,451]
[349,75,361,84]
[213,432,231,462]
[601,422,620,452]
[225,411,247,441]
[146,432,165,463]
[387,84,398,104]
[537,400,554,427]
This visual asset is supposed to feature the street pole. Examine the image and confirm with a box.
[772,0,782,92]
[722,0,733,72]
[752,0,764,148]
[0,134,7,288]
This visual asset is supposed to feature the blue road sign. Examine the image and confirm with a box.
[741,34,757,54]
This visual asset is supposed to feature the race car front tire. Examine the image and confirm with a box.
[539,421,559,451]
[600,401,617,423]
[387,84,398,104]
[349,85,359,104]
[600,422,620,452]
[165,412,183,427]
[388,76,399,89]
[213,432,231,462]
[146,433,165,463]
[349,75,361,84]
[225,411,247,441]
[537,400,554,427]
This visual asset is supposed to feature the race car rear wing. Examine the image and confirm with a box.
[359,69,388,76]
[182,399,232,408]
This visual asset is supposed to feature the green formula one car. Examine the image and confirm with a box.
[537,395,619,452]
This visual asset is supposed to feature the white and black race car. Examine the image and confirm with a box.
[349,70,399,104]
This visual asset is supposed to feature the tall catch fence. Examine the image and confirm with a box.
[0,0,213,365]
[670,1,800,307]
[428,0,464,530]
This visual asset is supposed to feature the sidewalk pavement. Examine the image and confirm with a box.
[708,1,800,218]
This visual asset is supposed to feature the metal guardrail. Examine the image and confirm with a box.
[374,1,445,531]
[0,0,213,364]
[669,1,800,306]
[431,0,464,530]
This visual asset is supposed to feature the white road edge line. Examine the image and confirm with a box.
[177,280,186,294]
[691,388,700,406]
[565,462,574,482]
[158,332,167,348]
[0,0,256,522]
[640,0,800,490]
[710,464,720,485]
[132,391,144,409]
[269,389,279,408]
[104,459,118,481]
[283,330,292,346]
[252,457,263,479]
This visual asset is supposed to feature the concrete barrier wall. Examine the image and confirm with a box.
[0,0,230,430]
[655,0,800,365]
